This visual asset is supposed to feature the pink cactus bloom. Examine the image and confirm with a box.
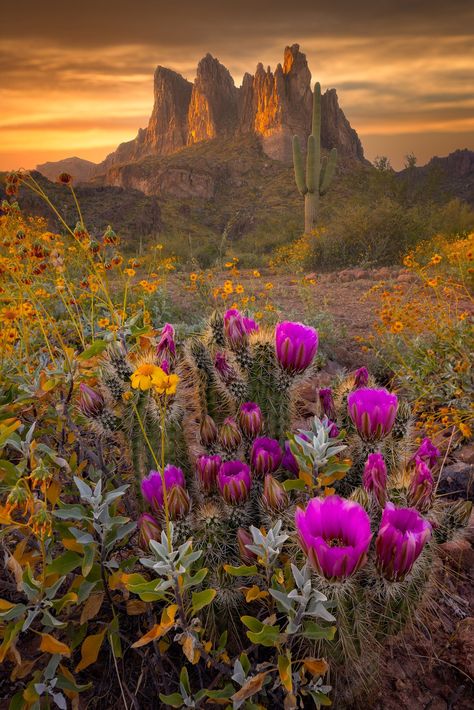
[224,309,257,348]
[138,513,161,548]
[347,388,398,442]
[219,417,242,451]
[156,323,176,359]
[196,455,222,492]
[262,474,289,511]
[295,495,372,581]
[217,460,252,504]
[376,503,431,581]
[250,436,282,476]
[319,388,336,419]
[141,465,185,512]
[411,437,441,469]
[353,366,369,388]
[275,321,318,374]
[79,383,105,417]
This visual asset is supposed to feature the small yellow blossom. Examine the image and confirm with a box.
[131,364,166,391]
[154,372,180,396]
[98,317,110,328]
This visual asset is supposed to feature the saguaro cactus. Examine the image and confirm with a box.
[293,82,338,233]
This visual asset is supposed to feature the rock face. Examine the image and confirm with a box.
[93,44,365,178]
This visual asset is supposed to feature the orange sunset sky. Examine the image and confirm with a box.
[1,0,473,171]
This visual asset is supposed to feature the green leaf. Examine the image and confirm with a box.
[191,588,216,614]
[180,666,191,695]
[241,615,263,633]
[241,616,281,647]
[0,604,27,622]
[78,340,107,360]
[82,544,96,578]
[47,552,82,575]
[22,566,41,601]
[224,564,258,577]
[53,505,87,521]
[205,683,235,700]
[309,690,332,706]
[125,574,165,602]
[0,459,20,485]
[302,621,337,641]
[282,478,306,492]
[56,674,92,693]
[108,615,123,660]
[8,691,26,710]
[183,567,208,589]
[158,693,183,708]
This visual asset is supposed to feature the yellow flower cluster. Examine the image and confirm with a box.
[131,364,179,395]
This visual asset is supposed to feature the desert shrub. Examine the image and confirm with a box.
[364,232,473,441]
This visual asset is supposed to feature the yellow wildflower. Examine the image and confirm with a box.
[253,270,261,278]
[131,364,166,391]
[154,372,180,396]
[124,268,136,277]
[98,317,110,328]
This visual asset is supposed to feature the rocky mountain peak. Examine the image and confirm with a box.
[91,44,365,176]
[188,54,238,144]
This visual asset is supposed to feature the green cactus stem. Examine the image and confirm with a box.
[293,82,338,234]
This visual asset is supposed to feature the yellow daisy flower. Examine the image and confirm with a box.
[131,364,166,391]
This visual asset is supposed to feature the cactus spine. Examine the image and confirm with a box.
[293,82,338,233]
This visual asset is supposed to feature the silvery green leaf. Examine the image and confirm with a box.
[74,476,93,501]
[69,527,95,545]
[52,692,67,710]
[22,608,39,631]
[306,601,335,622]
[269,589,295,611]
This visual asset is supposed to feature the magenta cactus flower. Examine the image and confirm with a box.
[138,513,161,549]
[376,503,431,581]
[79,383,105,417]
[156,323,176,359]
[275,321,318,374]
[353,366,369,388]
[196,455,222,492]
[224,309,257,348]
[250,436,282,476]
[217,460,252,504]
[262,474,289,511]
[411,437,441,469]
[408,458,434,512]
[328,420,340,438]
[200,415,218,447]
[238,402,263,438]
[295,495,372,581]
[219,417,242,451]
[363,453,387,507]
[347,388,398,442]
[319,388,336,419]
[141,465,185,512]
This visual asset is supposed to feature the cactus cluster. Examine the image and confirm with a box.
[79,311,471,703]
[293,82,338,233]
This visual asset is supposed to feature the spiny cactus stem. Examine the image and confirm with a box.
[131,395,171,541]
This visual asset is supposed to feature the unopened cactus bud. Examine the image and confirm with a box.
[408,458,434,513]
[362,453,387,507]
[138,513,161,549]
[79,383,105,418]
[262,474,289,512]
[319,388,336,419]
[200,415,218,447]
[168,485,191,520]
[353,367,369,388]
[238,402,263,438]
[237,528,257,564]
[219,417,242,451]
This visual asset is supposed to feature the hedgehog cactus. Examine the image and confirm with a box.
[293,81,338,233]
[81,310,471,703]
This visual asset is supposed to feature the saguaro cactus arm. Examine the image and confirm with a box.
[319,147,338,195]
[292,136,307,195]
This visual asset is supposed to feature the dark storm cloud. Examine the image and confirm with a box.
[2,0,473,45]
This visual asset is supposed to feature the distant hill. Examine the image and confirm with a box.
[36,157,97,183]
[397,149,474,206]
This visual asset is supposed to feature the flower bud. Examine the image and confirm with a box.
[79,383,105,418]
[200,415,218,447]
[196,455,222,492]
[238,402,263,438]
[275,321,318,374]
[262,474,289,512]
[219,417,242,451]
[362,453,387,507]
[353,367,369,388]
[237,528,257,564]
[156,323,176,360]
[411,437,441,469]
[347,388,398,442]
[138,513,161,549]
[319,388,336,419]
[376,503,431,581]
[168,485,191,520]
[408,458,434,512]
